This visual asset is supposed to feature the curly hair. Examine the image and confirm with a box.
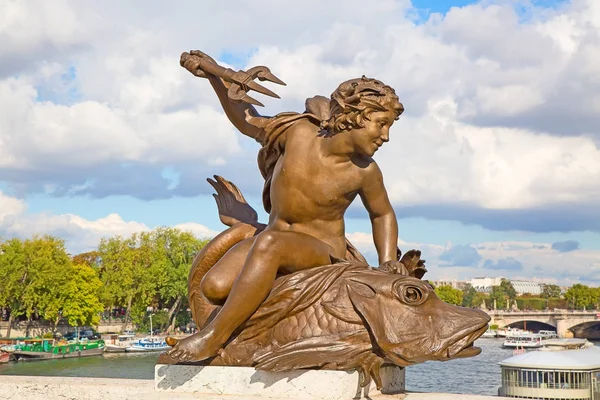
[321,76,404,134]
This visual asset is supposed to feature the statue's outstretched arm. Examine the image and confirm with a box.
[181,51,269,142]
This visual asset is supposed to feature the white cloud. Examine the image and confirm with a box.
[0,191,217,253]
[172,222,218,240]
[0,192,26,223]
[347,231,600,286]
[1,0,600,232]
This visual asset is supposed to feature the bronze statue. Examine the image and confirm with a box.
[158,51,490,388]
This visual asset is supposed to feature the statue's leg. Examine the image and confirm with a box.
[200,236,256,305]
[165,230,332,363]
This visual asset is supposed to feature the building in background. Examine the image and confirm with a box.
[431,280,469,290]
[469,277,503,293]
[510,280,543,295]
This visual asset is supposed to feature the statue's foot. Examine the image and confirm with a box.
[162,330,221,363]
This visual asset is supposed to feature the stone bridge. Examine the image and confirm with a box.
[485,309,600,337]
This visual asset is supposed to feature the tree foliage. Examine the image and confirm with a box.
[0,228,208,334]
[473,292,488,309]
[96,228,207,329]
[435,285,463,306]
[564,284,600,310]
[461,284,477,307]
[490,286,508,309]
[486,279,518,309]
[541,284,562,299]
[500,279,517,300]
[0,236,105,335]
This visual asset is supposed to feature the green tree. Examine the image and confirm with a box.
[500,279,517,300]
[39,263,104,330]
[462,284,477,307]
[152,227,208,331]
[0,236,71,336]
[565,284,598,310]
[0,238,31,337]
[435,285,463,306]
[97,228,208,330]
[541,284,562,299]
[473,292,488,309]
[72,251,101,269]
[97,235,145,328]
[27,236,76,330]
[490,286,508,309]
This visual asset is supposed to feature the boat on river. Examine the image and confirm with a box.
[497,327,530,337]
[125,337,170,352]
[499,339,600,399]
[538,330,559,339]
[481,329,498,338]
[503,333,545,349]
[0,351,9,363]
[104,334,137,353]
[11,338,105,361]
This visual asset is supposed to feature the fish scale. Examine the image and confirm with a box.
[272,301,362,344]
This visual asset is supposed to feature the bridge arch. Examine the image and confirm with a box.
[568,321,600,340]
[506,320,556,331]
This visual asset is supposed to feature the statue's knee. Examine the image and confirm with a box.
[201,274,229,305]
[253,231,279,254]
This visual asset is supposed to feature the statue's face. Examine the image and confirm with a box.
[350,110,396,157]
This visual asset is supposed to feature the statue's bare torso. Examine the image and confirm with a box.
[267,120,370,258]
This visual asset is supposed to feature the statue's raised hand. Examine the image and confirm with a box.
[180,50,218,79]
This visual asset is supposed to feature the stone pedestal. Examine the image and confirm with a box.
[155,364,405,400]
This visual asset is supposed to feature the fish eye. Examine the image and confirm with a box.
[393,281,428,306]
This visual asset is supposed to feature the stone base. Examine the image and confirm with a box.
[155,364,405,400]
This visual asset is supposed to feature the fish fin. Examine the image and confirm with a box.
[254,332,373,371]
[207,175,260,227]
[320,278,366,324]
[321,301,363,324]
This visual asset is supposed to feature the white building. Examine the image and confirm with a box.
[431,280,469,290]
[469,277,503,292]
[510,280,543,295]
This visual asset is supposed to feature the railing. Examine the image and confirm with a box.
[488,310,600,315]
[503,379,591,390]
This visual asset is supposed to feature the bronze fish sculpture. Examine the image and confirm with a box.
[160,176,490,389]
[205,262,489,388]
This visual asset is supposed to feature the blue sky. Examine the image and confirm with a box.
[1,0,599,285]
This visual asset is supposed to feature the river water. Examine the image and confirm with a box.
[1,339,598,395]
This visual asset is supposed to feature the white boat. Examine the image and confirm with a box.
[104,334,137,353]
[497,327,530,338]
[502,333,544,349]
[125,337,170,352]
[538,330,559,340]
[481,329,498,338]
[498,339,600,399]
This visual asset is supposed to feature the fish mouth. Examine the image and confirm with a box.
[380,322,488,367]
[444,322,489,359]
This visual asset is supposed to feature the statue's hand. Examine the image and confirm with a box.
[180,50,218,79]
[378,260,409,275]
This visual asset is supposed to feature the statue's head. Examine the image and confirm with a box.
[322,76,404,135]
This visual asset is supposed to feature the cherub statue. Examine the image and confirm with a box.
[162,50,429,364]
